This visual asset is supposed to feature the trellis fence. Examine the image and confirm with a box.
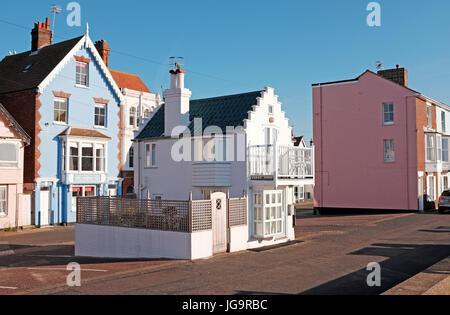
[77,196,247,233]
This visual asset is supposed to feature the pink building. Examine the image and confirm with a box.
[313,67,450,212]
[0,103,31,229]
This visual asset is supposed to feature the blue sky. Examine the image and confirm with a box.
[1,0,450,141]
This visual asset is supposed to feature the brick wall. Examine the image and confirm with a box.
[0,89,38,185]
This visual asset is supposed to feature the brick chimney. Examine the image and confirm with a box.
[377,65,408,87]
[95,40,111,67]
[31,18,52,51]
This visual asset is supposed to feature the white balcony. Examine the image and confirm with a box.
[192,162,232,187]
[248,144,314,181]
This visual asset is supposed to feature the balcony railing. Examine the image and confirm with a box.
[248,144,314,180]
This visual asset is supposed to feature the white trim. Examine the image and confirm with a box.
[37,35,124,104]
[312,80,359,88]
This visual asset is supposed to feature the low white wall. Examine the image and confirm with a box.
[75,224,212,260]
[191,230,213,259]
[229,225,249,253]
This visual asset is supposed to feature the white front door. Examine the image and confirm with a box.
[211,192,227,254]
[40,189,50,226]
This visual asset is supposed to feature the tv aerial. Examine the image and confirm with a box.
[169,56,184,70]
[375,60,384,71]
[51,5,62,37]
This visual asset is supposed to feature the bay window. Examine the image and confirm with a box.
[96,145,105,172]
[437,135,442,161]
[426,134,436,162]
[69,143,79,171]
[82,144,94,171]
[253,190,284,238]
[66,141,107,173]
[0,142,18,168]
[443,138,449,162]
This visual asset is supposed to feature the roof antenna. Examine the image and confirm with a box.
[51,5,62,38]
[169,56,184,70]
[375,60,384,71]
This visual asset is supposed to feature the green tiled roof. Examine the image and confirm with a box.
[136,91,263,140]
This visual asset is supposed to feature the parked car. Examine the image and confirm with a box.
[423,194,436,211]
[438,191,450,214]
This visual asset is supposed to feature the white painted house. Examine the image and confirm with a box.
[133,67,314,251]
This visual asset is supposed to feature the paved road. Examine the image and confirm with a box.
[0,212,449,295]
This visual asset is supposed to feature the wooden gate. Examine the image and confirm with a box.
[211,192,227,254]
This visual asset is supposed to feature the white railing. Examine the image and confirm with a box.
[248,144,314,179]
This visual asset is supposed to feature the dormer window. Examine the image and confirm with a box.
[76,61,89,86]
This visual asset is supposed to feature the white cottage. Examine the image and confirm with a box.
[133,67,314,251]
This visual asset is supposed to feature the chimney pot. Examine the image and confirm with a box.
[95,40,111,67]
[31,18,53,51]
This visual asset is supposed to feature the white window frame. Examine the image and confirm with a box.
[94,103,107,128]
[383,103,394,125]
[54,97,68,124]
[145,143,157,168]
[443,138,449,162]
[384,139,395,163]
[253,190,284,238]
[442,111,446,134]
[437,135,442,162]
[294,185,305,203]
[0,186,7,216]
[426,134,436,162]
[427,105,432,129]
[0,141,19,169]
[64,139,108,174]
[129,107,137,127]
[427,175,436,201]
[76,61,89,87]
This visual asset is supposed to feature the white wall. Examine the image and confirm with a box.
[75,224,213,260]
[122,89,160,172]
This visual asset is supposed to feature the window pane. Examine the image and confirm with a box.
[82,146,94,171]
[265,222,270,236]
[0,143,17,166]
[0,186,6,215]
[151,144,156,166]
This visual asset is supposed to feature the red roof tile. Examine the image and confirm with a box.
[109,69,150,93]
[59,127,111,139]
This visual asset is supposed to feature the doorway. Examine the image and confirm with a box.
[211,192,227,254]
[39,187,51,226]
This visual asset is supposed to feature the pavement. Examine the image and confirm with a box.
[383,253,450,295]
[0,211,449,295]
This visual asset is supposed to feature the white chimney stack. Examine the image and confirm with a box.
[164,68,192,137]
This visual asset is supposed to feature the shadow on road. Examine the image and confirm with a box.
[298,240,450,295]
[0,244,173,268]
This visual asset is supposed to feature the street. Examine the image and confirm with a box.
[0,211,449,295]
